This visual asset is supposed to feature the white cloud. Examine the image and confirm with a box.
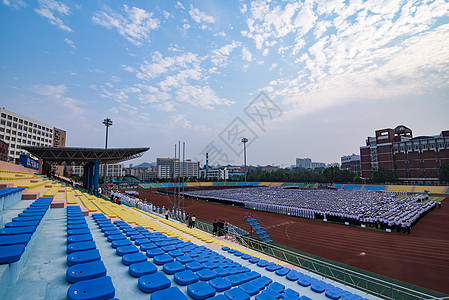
[92,5,160,46]
[64,38,76,49]
[2,0,26,10]
[176,85,234,110]
[210,41,241,67]
[32,84,85,117]
[35,0,72,32]
[176,2,185,10]
[153,102,175,112]
[242,46,253,62]
[189,6,215,24]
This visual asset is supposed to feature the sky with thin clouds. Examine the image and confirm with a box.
[1,0,448,168]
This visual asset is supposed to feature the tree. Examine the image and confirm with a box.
[370,167,398,184]
[440,163,449,183]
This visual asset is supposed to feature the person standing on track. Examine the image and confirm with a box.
[190,215,196,228]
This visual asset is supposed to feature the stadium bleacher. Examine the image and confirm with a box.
[1,168,447,299]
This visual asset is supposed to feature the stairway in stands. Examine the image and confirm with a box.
[244,213,273,244]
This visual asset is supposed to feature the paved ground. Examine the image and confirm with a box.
[137,189,449,295]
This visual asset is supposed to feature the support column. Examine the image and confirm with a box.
[94,159,99,191]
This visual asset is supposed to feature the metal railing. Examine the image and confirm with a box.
[232,235,441,300]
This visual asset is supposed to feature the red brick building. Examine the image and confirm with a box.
[360,125,449,184]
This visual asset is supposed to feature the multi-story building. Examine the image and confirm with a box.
[199,168,229,180]
[311,162,326,169]
[156,158,199,179]
[72,163,123,178]
[360,125,449,184]
[341,154,361,176]
[296,158,312,169]
[0,108,66,161]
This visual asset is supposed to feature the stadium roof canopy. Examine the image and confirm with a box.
[21,146,149,165]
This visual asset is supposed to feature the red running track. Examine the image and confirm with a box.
[137,189,449,295]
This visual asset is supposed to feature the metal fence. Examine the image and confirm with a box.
[233,235,441,300]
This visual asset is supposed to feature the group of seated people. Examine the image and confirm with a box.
[182,187,437,233]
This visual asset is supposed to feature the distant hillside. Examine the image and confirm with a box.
[133,162,156,168]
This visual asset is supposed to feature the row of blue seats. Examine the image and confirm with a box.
[0,197,52,264]
[92,214,305,300]
[221,248,369,300]
[245,216,272,244]
[0,187,25,211]
[65,206,116,300]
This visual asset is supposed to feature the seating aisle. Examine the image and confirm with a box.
[2,207,71,299]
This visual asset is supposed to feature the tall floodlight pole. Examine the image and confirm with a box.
[241,138,248,182]
[102,118,113,190]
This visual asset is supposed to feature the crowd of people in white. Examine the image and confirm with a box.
[110,191,187,221]
[181,187,437,233]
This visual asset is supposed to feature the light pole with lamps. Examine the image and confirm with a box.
[241,137,248,182]
[102,118,113,191]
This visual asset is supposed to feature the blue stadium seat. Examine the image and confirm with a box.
[67,276,115,300]
[196,269,216,281]
[275,267,290,276]
[209,277,232,292]
[163,261,185,274]
[0,244,25,263]
[186,261,205,271]
[111,239,132,248]
[187,281,216,300]
[66,260,107,283]
[266,264,283,272]
[151,286,188,300]
[176,255,194,264]
[67,228,91,236]
[67,241,96,254]
[129,261,157,277]
[146,248,165,257]
[107,234,126,242]
[224,287,250,300]
[297,274,312,287]
[138,272,171,293]
[238,281,260,296]
[310,278,326,293]
[122,252,147,266]
[249,257,260,263]
[0,234,31,246]
[5,220,40,227]
[256,289,282,299]
[140,242,158,251]
[267,281,285,294]
[0,226,36,235]
[153,253,174,265]
[67,234,93,244]
[174,270,199,286]
[67,249,101,266]
[116,245,139,256]
[286,270,300,281]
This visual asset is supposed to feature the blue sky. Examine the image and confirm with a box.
[1,0,449,168]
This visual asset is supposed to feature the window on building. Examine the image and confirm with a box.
[1,113,5,118]
[10,150,14,154]
[7,115,12,120]
[6,129,10,133]
[19,119,23,124]
[13,117,17,122]
[28,128,32,132]
[33,124,37,128]
[27,141,31,145]
[0,120,5,125]
[7,121,11,126]
[12,123,17,128]
[28,134,31,138]
[38,125,41,129]
[0,128,3,132]
[32,142,35,145]
[18,125,22,130]
[24,121,28,125]
[17,139,21,143]
[11,137,15,142]
[12,131,16,135]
